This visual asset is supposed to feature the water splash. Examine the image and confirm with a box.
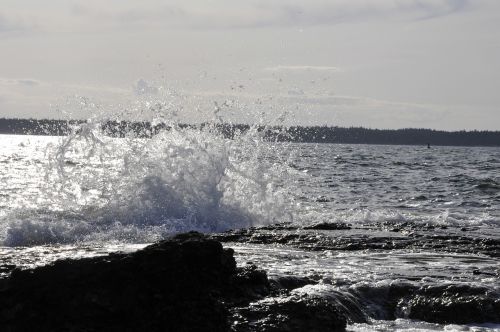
[3,92,296,246]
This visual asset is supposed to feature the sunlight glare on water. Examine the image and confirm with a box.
[0,92,297,246]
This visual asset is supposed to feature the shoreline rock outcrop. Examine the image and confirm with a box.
[0,232,347,332]
[2,228,497,330]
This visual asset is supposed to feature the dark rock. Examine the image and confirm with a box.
[0,232,347,332]
[303,222,352,231]
[350,281,418,321]
[315,196,331,202]
[212,222,500,258]
[401,284,500,324]
[256,223,298,231]
[228,265,271,304]
[0,232,235,332]
[350,281,500,325]
[271,275,317,292]
[232,295,346,332]
[0,264,16,273]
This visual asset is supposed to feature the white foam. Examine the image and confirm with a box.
[3,115,295,246]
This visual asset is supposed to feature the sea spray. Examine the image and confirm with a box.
[2,93,298,246]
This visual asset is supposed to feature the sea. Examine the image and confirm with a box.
[0,122,499,331]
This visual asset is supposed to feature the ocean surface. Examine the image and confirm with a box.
[0,128,499,331]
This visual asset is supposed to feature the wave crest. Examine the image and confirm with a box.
[3,120,293,246]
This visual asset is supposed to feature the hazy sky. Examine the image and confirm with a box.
[1,0,499,130]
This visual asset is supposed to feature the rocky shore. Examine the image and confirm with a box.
[211,222,500,326]
[211,221,500,258]
[0,223,498,331]
[0,232,346,332]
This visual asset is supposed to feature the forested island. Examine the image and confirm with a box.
[0,118,499,147]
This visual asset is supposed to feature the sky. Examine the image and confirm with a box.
[1,0,499,130]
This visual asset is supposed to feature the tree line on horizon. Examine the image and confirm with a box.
[0,117,499,147]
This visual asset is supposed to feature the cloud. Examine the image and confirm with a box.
[287,89,305,96]
[0,12,33,34]
[407,0,470,20]
[265,66,340,72]
[0,77,131,119]
[274,93,453,129]
[264,0,473,26]
[45,0,476,32]
[0,14,19,32]
[0,78,41,87]
[184,89,455,129]
[280,94,443,111]
[16,79,40,87]
[133,79,159,96]
[187,88,444,113]
[0,14,15,32]
[197,0,474,28]
[70,3,186,27]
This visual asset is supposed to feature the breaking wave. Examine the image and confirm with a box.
[3,96,295,246]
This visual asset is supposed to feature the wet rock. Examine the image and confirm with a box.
[472,269,497,277]
[0,232,235,331]
[212,222,500,258]
[0,232,347,332]
[256,223,298,231]
[401,284,500,324]
[270,275,317,292]
[232,295,346,332]
[350,281,418,321]
[315,196,331,203]
[228,265,271,304]
[350,281,500,325]
[303,222,351,231]
[0,264,16,273]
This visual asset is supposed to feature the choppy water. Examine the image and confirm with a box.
[0,129,499,331]
[291,143,500,227]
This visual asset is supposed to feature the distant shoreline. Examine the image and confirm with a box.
[1,118,499,147]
